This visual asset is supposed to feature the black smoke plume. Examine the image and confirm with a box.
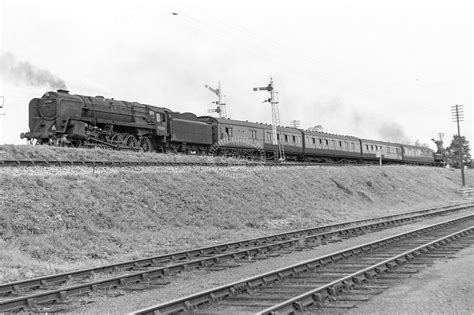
[0,52,67,90]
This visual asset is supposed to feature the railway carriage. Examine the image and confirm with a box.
[262,125,304,160]
[198,117,266,158]
[360,139,403,163]
[401,144,435,165]
[302,130,360,162]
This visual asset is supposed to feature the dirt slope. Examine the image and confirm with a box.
[0,162,472,282]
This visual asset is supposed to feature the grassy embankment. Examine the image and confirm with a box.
[0,144,238,164]
[0,145,472,282]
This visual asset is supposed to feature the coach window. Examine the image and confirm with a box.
[284,134,288,142]
[325,139,329,147]
[266,132,271,141]
[251,130,256,140]
[292,135,296,143]
[225,127,232,137]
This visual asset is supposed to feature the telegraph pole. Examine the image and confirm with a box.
[290,120,300,129]
[253,78,284,161]
[438,132,444,142]
[451,104,465,186]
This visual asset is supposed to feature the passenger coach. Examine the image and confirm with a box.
[400,144,435,165]
[360,139,403,163]
[302,130,360,162]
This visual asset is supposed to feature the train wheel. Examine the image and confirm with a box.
[111,133,124,144]
[139,137,153,152]
[124,134,138,149]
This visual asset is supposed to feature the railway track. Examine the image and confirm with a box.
[132,214,474,315]
[0,159,258,167]
[0,202,472,312]
[0,158,426,168]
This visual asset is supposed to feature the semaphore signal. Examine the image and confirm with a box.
[205,82,227,118]
[253,78,285,161]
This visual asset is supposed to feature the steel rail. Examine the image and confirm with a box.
[0,159,432,168]
[0,204,471,312]
[257,225,474,314]
[0,160,246,167]
[0,201,470,301]
[130,214,473,315]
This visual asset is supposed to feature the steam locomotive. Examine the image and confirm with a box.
[20,90,444,165]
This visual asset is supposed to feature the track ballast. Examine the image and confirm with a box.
[0,202,472,313]
[132,214,474,314]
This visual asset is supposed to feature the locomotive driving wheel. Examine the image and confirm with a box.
[110,133,124,144]
[139,137,153,152]
[124,134,138,149]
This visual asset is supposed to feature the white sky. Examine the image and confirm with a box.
[0,0,472,150]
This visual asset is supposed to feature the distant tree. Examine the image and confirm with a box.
[308,125,324,132]
[446,135,471,168]
[431,137,445,154]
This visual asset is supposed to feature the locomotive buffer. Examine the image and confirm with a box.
[254,78,285,161]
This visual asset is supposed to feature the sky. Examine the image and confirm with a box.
[0,0,472,150]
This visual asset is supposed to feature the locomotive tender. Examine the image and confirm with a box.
[21,90,442,165]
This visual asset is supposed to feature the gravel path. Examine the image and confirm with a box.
[71,209,473,314]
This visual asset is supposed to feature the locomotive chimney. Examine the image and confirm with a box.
[57,89,69,94]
